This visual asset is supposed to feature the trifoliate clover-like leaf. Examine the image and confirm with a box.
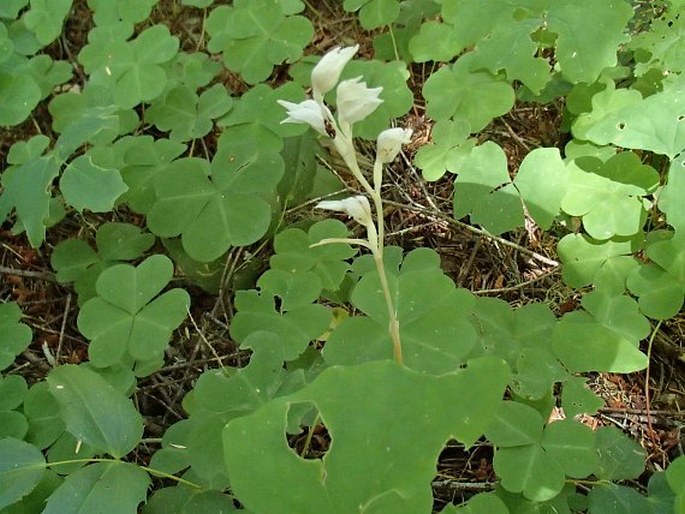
[408,21,462,63]
[0,437,45,510]
[325,248,477,374]
[87,0,159,25]
[147,139,283,262]
[206,1,313,84]
[117,136,187,214]
[146,84,233,142]
[561,153,658,240]
[77,255,190,371]
[0,72,41,127]
[230,290,331,361]
[22,0,72,46]
[423,56,514,132]
[51,222,156,305]
[557,233,643,288]
[413,118,475,182]
[659,155,685,233]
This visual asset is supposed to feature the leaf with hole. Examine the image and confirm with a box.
[224,358,509,513]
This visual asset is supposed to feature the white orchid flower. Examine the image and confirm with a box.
[311,45,359,102]
[336,77,383,129]
[316,195,372,227]
[277,99,331,136]
[376,127,413,163]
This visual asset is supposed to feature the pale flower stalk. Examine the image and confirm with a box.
[277,45,412,366]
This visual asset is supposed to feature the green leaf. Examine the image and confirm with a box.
[206,1,313,84]
[557,233,642,288]
[0,302,32,370]
[0,155,59,247]
[452,492,509,514]
[47,365,143,457]
[60,155,128,212]
[409,21,462,63]
[561,377,604,418]
[277,132,319,208]
[43,462,149,514]
[514,148,568,230]
[667,455,685,495]
[588,483,651,514]
[453,142,524,234]
[660,155,685,233]
[88,0,159,25]
[117,135,187,214]
[547,0,633,83]
[0,438,45,510]
[22,0,72,45]
[224,358,509,513]
[343,0,400,30]
[0,374,27,411]
[0,0,28,19]
[594,426,646,481]
[23,381,65,449]
[627,232,685,319]
[0,73,41,126]
[552,311,648,373]
[182,334,294,486]
[146,84,233,142]
[1,470,62,514]
[77,255,190,369]
[541,420,598,478]
[484,400,544,447]
[469,18,550,94]
[413,119,474,182]
[423,56,515,131]
[494,444,565,502]
[231,290,331,360]
[144,487,237,514]
[148,139,283,261]
[326,248,477,374]
[561,153,658,239]
[270,221,356,291]
[581,76,685,159]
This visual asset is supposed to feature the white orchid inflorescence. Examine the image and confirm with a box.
[277,45,411,365]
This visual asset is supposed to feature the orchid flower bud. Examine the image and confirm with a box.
[336,77,383,128]
[311,45,359,102]
[277,99,331,136]
[316,196,372,227]
[376,128,413,163]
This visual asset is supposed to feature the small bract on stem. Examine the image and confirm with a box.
[278,45,412,366]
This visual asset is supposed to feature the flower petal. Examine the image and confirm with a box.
[311,45,359,100]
